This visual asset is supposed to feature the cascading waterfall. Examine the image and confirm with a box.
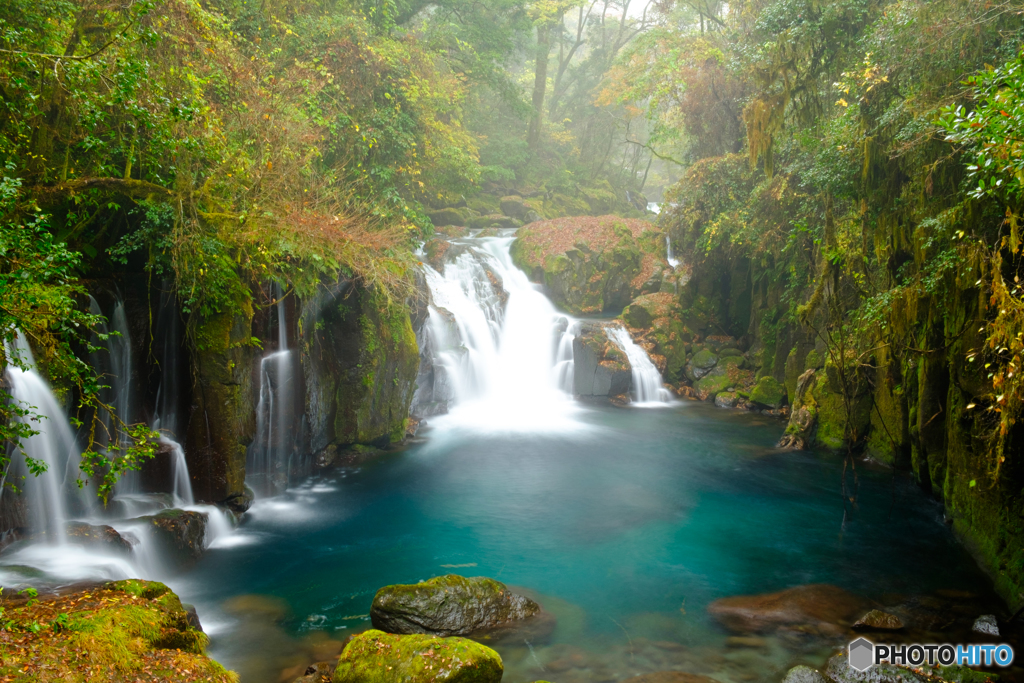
[605,326,673,405]
[422,234,580,430]
[666,236,680,268]
[2,332,82,539]
[248,284,297,493]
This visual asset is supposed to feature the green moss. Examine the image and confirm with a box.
[804,349,823,370]
[694,370,733,398]
[749,375,786,408]
[334,630,502,683]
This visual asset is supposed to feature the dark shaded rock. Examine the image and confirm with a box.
[334,629,503,683]
[370,574,541,637]
[134,509,207,567]
[62,522,134,556]
[222,484,254,514]
[293,662,333,683]
[782,665,825,683]
[707,584,872,634]
[973,613,1000,636]
[852,609,904,631]
[572,322,632,398]
[182,602,203,631]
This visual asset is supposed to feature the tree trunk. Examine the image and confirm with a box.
[527,22,554,149]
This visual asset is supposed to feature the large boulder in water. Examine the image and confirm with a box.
[509,215,666,315]
[370,575,541,636]
[64,522,134,556]
[132,508,208,568]
[572,322,632,398]
[334,629,503,683]
[707,584,872,635]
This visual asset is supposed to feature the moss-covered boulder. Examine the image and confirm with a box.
[694,368,732,400]
[0,579,233,681]
[572,322,633,397]
[779,369,818,449]
[622,293,690,382]
[301,282,419,458]
[334,629,502,683]
[749,376,786,408]
[426,208,465,227]
[509,216,665,315]
[370,574,541,636]
[685,349,719,382]
[499,195,533,219]
[185,299,257,507]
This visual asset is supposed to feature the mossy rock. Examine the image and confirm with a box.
[371,574,540,636]
[805,349,823,370]
[499,195,532,219]
[0,580,232,681]
[718,355,746,370]
[333,629,502,683]
[694,369,732,399]
[426,208,465,227]
[467,196,499,215]
[719,348,744,358]
[509,215,662,315]
[686,349,719,382]
[749,376,786,408]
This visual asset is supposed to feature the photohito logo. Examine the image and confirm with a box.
[848,637,1015,672]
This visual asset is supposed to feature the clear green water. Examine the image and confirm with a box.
[175,402,994,683]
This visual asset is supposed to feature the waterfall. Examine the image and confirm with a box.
[666,236,680,268]
[422,235,580,431]
[152,286,193,505]
[605,327,673,405]
[2,332,82,540]
[248,284,297,493]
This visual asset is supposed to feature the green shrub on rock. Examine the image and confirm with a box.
[333,630,503,683]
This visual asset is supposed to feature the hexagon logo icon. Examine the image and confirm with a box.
[848,637,875,672]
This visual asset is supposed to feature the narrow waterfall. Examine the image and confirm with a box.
[248,284,297,493]
[152,287,193,505]
[666,236,680,268]
[2,332,82,539]
[605,326,673,405]
[422,235,579,430]
[89,295,140,496]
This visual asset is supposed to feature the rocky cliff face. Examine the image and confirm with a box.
[301,281,419,465]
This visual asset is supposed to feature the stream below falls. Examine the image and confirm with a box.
[173,401,997,683]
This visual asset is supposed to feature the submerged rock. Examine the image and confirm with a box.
[782,665,825,683]
[370,574,541,636]
[973,613,1000,636]
[852,609,904,631]
[292,662,333,683]
[622,674,721,683]
[707,584,872,634]
[825,653,993,683]
[333,629,503,683]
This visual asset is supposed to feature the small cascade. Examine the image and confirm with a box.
[605,326,673,405]
[163,438,194,506]
[248,284,298,494]
[421,234,579,430]
[554,318,580,393]
[2,332,83,540]
[666,236,680,268]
